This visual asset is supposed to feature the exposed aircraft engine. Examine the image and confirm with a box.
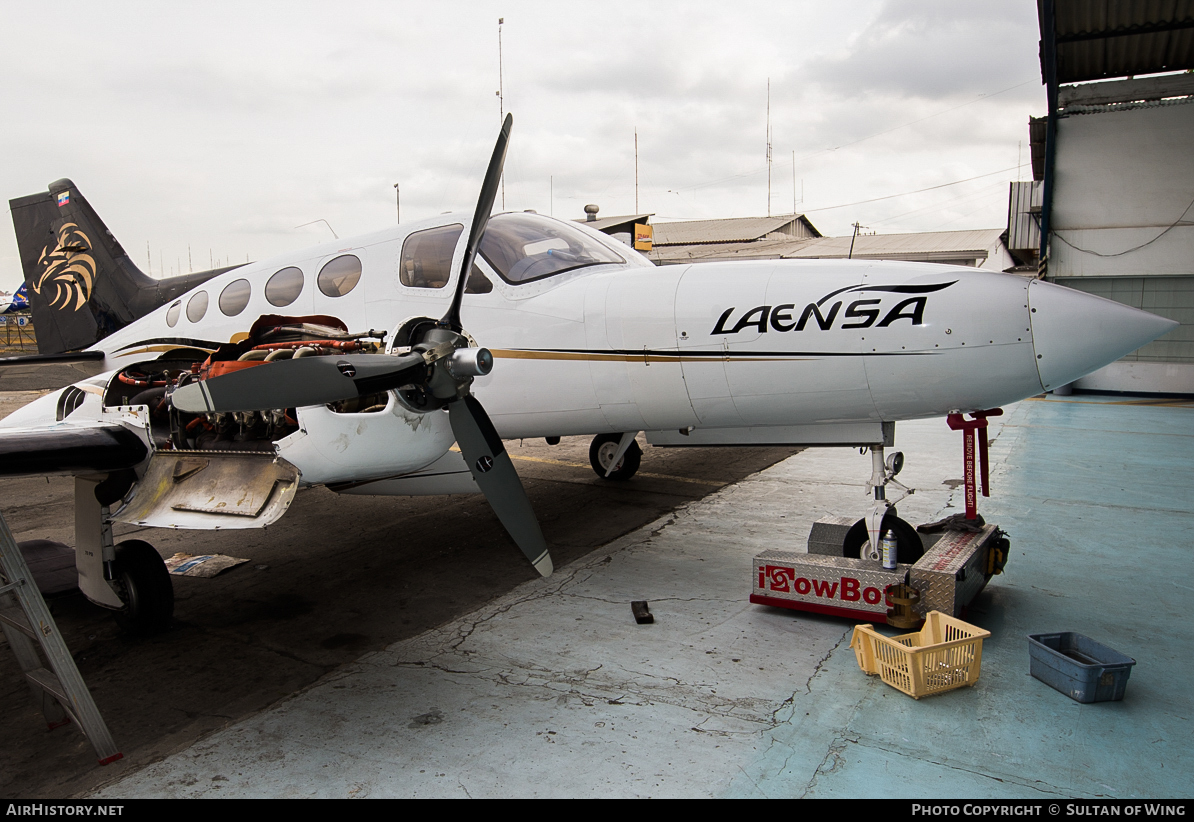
[104,316,392,453]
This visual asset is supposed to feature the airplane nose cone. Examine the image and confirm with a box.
[1028,279,1178,391]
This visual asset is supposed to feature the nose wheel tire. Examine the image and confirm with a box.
[842,513,924,565]
[589,433,642,481]
[111,540,175,636]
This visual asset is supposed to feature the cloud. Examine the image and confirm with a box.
[804,0,1041,100]
[0,2,1049,288]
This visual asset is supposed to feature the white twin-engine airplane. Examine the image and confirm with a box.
[1,116,1177,634]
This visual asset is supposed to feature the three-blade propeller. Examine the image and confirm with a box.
[172,114,552,577]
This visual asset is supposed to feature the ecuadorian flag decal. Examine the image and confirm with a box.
[56,191,70,207]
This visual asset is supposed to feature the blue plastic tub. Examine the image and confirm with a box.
[1027,632,1135,703]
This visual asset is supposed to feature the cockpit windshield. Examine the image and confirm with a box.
[479,212,625,284]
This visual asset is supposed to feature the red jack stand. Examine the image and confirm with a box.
[946,409,1003,519]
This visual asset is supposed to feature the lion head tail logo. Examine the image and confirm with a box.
[33,222,96,312]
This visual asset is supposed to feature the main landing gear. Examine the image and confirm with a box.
[110,540,175,636]
[589,433,642,481]
[842,445,925,564]
[74,477,174,636]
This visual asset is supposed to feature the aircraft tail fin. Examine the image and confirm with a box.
[9,179,232,354]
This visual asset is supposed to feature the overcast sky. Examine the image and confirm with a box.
[0,1,1045,291]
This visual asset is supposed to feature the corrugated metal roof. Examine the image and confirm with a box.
[574,214,652,232]
[651,215,812,246]
[646,229,1009,266]
[1064,93,1194,114]
[648,237,815,264]
[782,229,1007,260]
[1043,0,1194,83]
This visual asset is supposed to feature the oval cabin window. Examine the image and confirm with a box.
[219,278,252,316]
[266,266,304,307]
[165,300,182,328]
[186,291,209,323]
[317,255,362,297]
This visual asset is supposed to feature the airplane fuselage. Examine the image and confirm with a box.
[1,209,1173,496]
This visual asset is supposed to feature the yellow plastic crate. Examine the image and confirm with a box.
[850,611,991,699]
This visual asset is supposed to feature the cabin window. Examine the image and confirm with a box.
[479,212,623,284]
[400,224,463,289]
[165,300,182,327]
[266,266,304,306]
[317,255,362,297]
[186,291,209,323]
[219,278,252,316]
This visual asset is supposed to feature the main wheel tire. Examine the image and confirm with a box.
[589,433,642,481]
[842,513,924,564]
[111,540,174,636]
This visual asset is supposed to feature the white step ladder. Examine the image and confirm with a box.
[0,509,122,765]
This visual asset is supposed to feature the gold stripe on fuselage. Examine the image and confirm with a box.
[489,349,814,364]
[113,344,217,357]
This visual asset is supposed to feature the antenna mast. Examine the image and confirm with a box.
[766,78,772,217]
[498,17,505,211]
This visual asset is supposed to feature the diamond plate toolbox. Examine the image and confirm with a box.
[909,524,997,617]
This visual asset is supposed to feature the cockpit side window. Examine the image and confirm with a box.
[479,212,623,284]
[465,264,492,294]
[400,224,464,289]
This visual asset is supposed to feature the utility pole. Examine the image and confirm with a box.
[393,182,400,224]
[497,17,505,211]
[849,222,864,259]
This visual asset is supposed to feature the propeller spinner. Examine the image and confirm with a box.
[173,114,553,577]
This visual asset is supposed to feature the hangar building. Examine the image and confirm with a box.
[1035,0,1194,393]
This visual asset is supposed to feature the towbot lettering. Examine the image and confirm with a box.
[759,564,883,605]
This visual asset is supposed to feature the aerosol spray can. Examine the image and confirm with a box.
[881,529,898,570]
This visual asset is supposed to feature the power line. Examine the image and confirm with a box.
[652,166,1018,228]
[802,165,1019,213]
[1053,194,1194,258]
[676,78,1037,194]
[869,179,1008,226]
[793,79,1036,166]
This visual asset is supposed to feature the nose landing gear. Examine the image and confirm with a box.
[842,446,924,564]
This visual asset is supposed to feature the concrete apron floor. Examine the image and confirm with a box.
[94,396,1194,798]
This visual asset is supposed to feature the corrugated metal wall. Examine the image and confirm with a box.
[1007,181,1043,257]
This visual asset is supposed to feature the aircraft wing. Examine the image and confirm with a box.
[0,421,148,478]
